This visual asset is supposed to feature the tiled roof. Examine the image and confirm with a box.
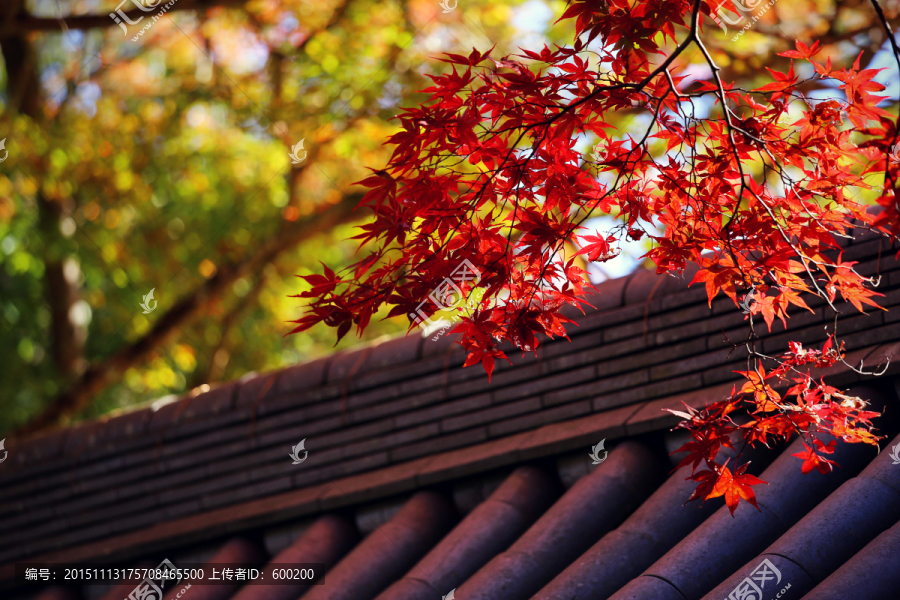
[5,232,900,600]
[15,421,900,600]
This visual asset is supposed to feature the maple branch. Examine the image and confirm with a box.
[293,0,897,513]
[689,39,867,318]
[664,68,684,99]
[486,0,708,304]
[693,34,749,235]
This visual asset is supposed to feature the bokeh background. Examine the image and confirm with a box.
[0,0,896,435]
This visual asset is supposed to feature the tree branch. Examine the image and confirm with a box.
[190,272,268,387]
[1,0,248,34]
[2,0,356,36]
[15,192,365,437]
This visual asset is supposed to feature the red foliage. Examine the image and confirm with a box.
[792,439,839,475]
[291,0,895,512]
[686,461,767,516]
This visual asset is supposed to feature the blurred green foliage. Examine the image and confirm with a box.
[0,0,576,434]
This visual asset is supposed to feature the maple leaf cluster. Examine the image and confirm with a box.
[291,0,897,511]
[670,336,882,514]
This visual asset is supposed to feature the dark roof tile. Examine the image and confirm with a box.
[769,475,899,578]
[701,358,749,387]
[454,442,663,600]
[532,437,775,600]
[516,403,636,462]
[623,268,662,305]
[300,492,456,600]
[419,329,466,358]
[654,311,742,346]
[160,537,267,600]
[700,430,900,600]
[613,408,885,600]
[493,366,593,403]
[374,466,559,600]
[200,475,294,511]
[318,456,431,511]
[160,498,203,521]
[390,425,489,464]
[623,381,735,437]
[393,393,491,430]
[324,349,363,384]
[343,422,442,461]
[30,587,80,600]
[711,556,816,600]
[183,383,237,418]
[761,313,873,355]
[7,428,67,472]
[842,318,900,350]
[360,335,422,371]
[103,406,153,440]
[649,345,749,382]
[487,399,591,439]
[60,419,105,459]
[274,356,331,394]
[605,575,688,600]
[544,369,649,407]
[644,299,715,333]
[595,372,703,411]
[558,277,627,319]
[799,518,900,600]
[147,395,193,431]
[544,334,608,369]
[441,397,541,433]
[596,337,708,379]
[234,374,280,409]
[293,450,391,489]
[231,515,357,600]
[416,431,540,488]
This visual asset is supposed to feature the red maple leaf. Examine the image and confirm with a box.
[792,440,840,475]
[687,462,767,516]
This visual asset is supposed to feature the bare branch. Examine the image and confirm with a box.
[15,193,365,436]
